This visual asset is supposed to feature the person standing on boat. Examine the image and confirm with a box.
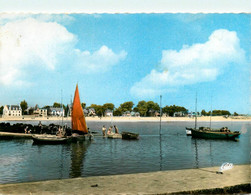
[114,125,119,134]
[102,125,106,136]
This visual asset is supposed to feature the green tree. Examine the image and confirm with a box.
[113,107,123,116]
[146,101,160,116]
[120,101,134,112]
[233,112,238,116]
[29,107,34,115]
[162,105,188,117]
[89,104,104,117]
[103,103,115,111]
[201,109,207,116]
[20,100,28,115]
[135,101,148,116]
[53,102,61,108]
[0,106,3,115]
[81,103,86,109]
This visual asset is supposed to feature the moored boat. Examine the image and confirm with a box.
[121,132,139,140]
[185,128,192,136]
[189,127,240,140]
[32,134,70,144]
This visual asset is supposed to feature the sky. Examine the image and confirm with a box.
[0,13,250,114]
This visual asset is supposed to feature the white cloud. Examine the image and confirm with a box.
[130,29,245,98]
[0,17,127,86]
[0,13,75,25]
[75,46,127,73]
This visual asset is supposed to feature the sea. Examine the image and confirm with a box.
[0,120,250,184]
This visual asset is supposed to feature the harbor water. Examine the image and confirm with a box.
[0,121,250,184]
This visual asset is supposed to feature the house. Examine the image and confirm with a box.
[148,109,160,117]
[88,108,96,116]
[174,111,185,117]
[33,108,47,117]
[122,111,131,117]
[49,107,64,116]
[3,105,22,117]
[130,111,140,117]
[83,109,88,116]
[105,109,113,117]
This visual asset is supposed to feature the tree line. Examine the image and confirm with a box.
[0,100,238,117]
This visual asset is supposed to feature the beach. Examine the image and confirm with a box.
[0,115,250,122]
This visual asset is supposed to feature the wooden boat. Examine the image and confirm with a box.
[107,133,122,139]
[188,127,240,140]
[122,132,139,140]
[32,134,69,144]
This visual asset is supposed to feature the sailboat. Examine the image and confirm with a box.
[185,94,240,140]
[32,84,92,144]
[71,84,93,141]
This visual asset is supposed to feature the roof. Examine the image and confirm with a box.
[6,105,21,110]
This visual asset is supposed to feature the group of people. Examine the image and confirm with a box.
[102,125,119,136]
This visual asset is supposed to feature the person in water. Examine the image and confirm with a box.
[107,126,113,135]
[102,125,106,136]
[114,125,119,134]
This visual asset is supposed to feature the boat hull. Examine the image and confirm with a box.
[107,133,122,139]
[121,132,139,140]
[32,135,69,144]
[191,129,240,140]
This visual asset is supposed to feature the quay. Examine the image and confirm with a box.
[0,164,250,194]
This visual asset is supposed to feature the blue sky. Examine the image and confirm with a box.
[0,13,250,114]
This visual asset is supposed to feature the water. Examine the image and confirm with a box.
[0,121,250,184]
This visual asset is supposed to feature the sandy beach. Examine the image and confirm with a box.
[0,115,250,122]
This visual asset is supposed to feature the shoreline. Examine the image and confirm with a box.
[0,164,249,194]
[0,116,251,122]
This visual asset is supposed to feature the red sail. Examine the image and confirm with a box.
[71,84,88,133]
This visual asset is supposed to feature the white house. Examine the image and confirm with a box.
[3,105,22,117]
[49,107,64,116]
[105,109,113,117]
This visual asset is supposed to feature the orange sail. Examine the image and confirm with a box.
[71,84,88,133]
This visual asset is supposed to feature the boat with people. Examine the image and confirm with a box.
[32,84,93,144]
[185,93,240,140]
[186,127,240,140]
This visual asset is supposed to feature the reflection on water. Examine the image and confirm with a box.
[0,121,250,184]
[70,141,91,178]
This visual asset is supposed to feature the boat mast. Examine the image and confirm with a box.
[209,95,212,130]
[61,89,63,127]
[195,92,197,130]
[159,95,162,135]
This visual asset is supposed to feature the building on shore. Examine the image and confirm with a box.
[3,105,22,117]
[33,108,48,117]
[48,107,65,117]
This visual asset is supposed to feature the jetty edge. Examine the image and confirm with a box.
[0,164,249,194]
